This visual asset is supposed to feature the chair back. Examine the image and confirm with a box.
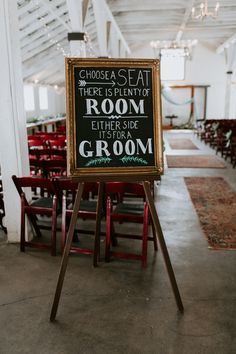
[28,136,47,149]
[54,178,99,203]
[105,182,145,203]
[47,138,66,149]
[12,175,57,200]
[42,159,67,178]
[105,182,144,196]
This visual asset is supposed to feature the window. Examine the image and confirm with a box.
[161,49,185,81]
[39,86,48,110]
[23,85,35,111]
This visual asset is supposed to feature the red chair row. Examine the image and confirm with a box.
[0,179,7,234]
[28,136,66,150]
[197,119,236,168]
[29,159,67,178]
[12,176,158,267]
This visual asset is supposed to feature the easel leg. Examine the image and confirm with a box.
[50,183,84,322]
[143,181,184,313]
[93,182,104,267]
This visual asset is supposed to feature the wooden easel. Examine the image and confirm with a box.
[50,181,183,322]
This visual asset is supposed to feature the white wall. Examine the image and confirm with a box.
[132,42,228,125]
[25,85,66,120]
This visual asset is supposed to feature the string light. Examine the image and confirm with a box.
[33,0,70,57]
[32,0,96,58]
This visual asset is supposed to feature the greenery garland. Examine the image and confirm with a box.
[120,156,148,165]
[85,157,112,166]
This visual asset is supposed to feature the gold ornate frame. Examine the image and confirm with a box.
[65,58,163,181]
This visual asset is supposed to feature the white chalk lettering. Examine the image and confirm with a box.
[136,138,153,154]
[113,140,123,155]
[96,140,110,157]
[86,99,100,115]
[79,139,153,158]
[85,98,145,115]
[125,140,136,155]
[79,141,93,157]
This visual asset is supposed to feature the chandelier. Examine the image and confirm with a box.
[192,1,220,20]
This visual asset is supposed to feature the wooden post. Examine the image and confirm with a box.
[0,0,30,242]
[143,181,184,313]
[50,182,84,321]
[66,0,87,57]
[190,86,194,118]
[203,87,207,119]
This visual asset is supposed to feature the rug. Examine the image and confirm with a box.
[168,138,199,150]
[166,155,226,168]
[184,177,236,250]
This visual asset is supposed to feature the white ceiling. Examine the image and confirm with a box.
[17,0,236,86]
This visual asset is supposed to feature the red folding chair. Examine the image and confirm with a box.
[105,182,158,268]
[54,178,104,258]
[12,175,59,256]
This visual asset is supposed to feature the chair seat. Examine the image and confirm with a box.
[114,203,144,215]
[66,199,98,213]
[30,197,61,215]
[80,200,98,212]
[31,197,54,208]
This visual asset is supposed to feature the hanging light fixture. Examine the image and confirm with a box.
[150,39,198,60]
[192,0,220,20]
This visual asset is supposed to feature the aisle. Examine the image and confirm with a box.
[0,129,235,354]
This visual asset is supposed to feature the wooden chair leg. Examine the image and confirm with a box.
[142,203,149,268]
[110,222,118,247]
[28,214,42,238]
[51,195,57,256]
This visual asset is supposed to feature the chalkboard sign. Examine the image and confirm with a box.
[66,58,163,181]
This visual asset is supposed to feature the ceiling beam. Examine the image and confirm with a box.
[82,0,90,26]
[21,26,65,56]
[18,1,36,17]
[19,5,69,40]
[114,11,183,25]
[92,0,109,56]
[20,20,63,49]
[40,68,65,83]
[175,0,195,42]
[216,32,236,53]
[66,0,87,56]
[103,0,131,54]
[92,0,130,56]
[39,0,71,31]
[107,1,188,12]
[23,51,64,80]
[22,31,68,62]
[19,0,64,29]
[23,37,68,66]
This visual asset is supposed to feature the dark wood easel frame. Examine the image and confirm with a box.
[50,58,184,320]
[50,181,184,321]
